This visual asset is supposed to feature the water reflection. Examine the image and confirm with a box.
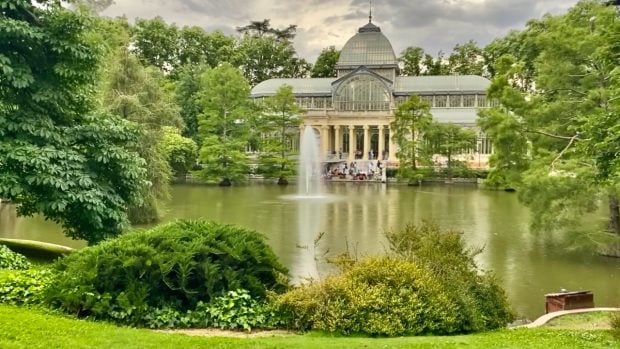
[1,183,619,320]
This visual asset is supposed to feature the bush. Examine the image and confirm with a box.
[275,256,460,336]
[0,268,54,306]
[0,245,30,270]
[385,222,514,332]
[46,220,288,326]
[142,289,282,331]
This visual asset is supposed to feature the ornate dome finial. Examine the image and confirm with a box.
[369,0,373,23]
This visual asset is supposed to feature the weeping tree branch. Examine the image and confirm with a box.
[550,133,580,172]
[524,128,580,141]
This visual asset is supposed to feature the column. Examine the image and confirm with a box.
[334,126,341,159]
[388,126,397,162]
[348,126,355,162]
[321,125,329,160]
[362,125,370,160]
[378,125,385,161]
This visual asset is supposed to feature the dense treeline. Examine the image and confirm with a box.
[2,0,617,249]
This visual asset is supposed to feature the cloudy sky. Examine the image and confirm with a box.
[102,0,580,63]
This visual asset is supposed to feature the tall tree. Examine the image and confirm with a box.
[258,85,303,185]
[177,27,236,69]
[399,46,449,76]
[174,63,208,143]
[236,35,310,85]
[425,123,477,180]
[132,17,179,73]
[478,1,620,247]
[196,63,252,186]
[236,19,297,42]
[446,40,486,76]
[101,48,182,223]
[311,46,340,78]
[400,46,426,76]
[391,96,433,179]
[0,0,146,243]
[235,19,310,85]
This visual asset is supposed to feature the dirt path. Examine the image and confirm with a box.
[158,328,294,338]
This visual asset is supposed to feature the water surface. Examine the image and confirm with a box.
[1,183,619,320]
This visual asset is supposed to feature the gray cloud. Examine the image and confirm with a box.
[103,0,579,63]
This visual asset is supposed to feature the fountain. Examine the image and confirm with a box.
[297,126,324,198]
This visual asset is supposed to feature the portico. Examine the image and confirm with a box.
[250,18,493,168]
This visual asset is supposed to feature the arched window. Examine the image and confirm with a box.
[334,74,391,111]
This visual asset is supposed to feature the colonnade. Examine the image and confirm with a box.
[303,124,397,163]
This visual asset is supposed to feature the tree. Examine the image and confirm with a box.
[132,17,179,73]
[425,123,477,180]
[478,1,620,245]
[101,48,182,223]
[196,63,252,186]
[0,0,147,244]
[311,46,340,78]
[177,27,236,69]
[399,46,449,76]
[391,96,433,180]
[236,19,297,42]
[235,19,310,85]
[161,126,198,181]
[400,46,426,76]
[174,63,208,143]
[446,40,486,76]
[257,85,303,185]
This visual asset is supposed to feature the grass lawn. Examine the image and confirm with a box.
[0,305,617,349]
[545,311,617,330]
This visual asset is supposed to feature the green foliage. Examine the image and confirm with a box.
[477,1,620,236]
[257,85,303,183]
[132,17,179,73]
[46,220,288,326]
[446,40,486,76]
[174,64,208,142]
[385,222,514,332]
[311,46,340,78]
[196,63,253,185]
[391,95,433,175]
[161,127,198,179]
[0,245,30,270]
[0,268,54,306]
[101,48,182,223]
[141,289,281,330]
[611,311,620,339]
[0,1,148,244]
[399,41,486,77]
[425,123,477,180]
[235,34,310,86]
[276,256,460,336]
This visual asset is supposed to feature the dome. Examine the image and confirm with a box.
[336,22,397,67]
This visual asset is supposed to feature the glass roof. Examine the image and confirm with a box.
[337,24,397,67]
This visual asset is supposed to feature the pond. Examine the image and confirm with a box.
[1,182,619,320]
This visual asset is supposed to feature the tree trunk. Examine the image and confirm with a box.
[446,152,452,182]
[609,195,620,235]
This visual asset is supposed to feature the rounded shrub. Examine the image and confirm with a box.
[276,256,460,336]
[386,222,514,332]
[0,245,30,270]
[46,220,288,325]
